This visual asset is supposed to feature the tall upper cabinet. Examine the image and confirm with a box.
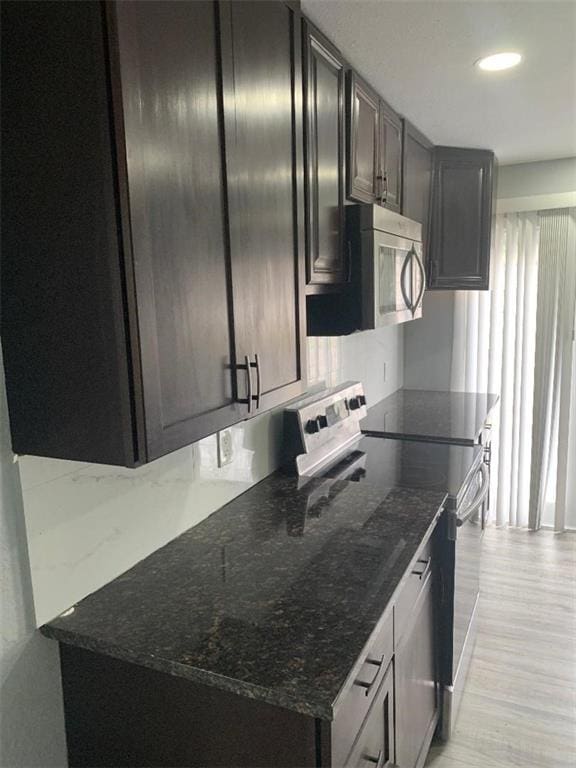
[303,21,347,290]
[220,0,307,414]
[427,147,495,290]
[1,0,306,466]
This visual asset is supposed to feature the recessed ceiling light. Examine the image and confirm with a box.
[476,52,522,71]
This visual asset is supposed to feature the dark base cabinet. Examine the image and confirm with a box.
[395,575,438,768]
[59,645,321,768]
[55,520,442,768]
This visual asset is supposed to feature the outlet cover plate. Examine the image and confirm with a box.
[217,429,234,467]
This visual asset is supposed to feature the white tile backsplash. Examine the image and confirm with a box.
[21,325,403,625]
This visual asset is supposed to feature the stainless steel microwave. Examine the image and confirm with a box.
[347,205,425,329]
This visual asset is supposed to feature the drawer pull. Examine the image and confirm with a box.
[355,656,384,695]
[364,751,382,765]
[411,557,431,580]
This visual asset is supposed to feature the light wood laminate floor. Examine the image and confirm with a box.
[426,527,576,768]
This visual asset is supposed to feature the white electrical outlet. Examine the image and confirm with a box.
[217,429,234,467]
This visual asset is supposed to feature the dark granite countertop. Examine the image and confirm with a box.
[355,436,482,508]
[361,389,499,446]
[41,469,446,721]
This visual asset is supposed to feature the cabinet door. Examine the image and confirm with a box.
[220,1,307,415]
[348,72,380,204]
[303,22,347,289]
[113,1,240,461]
[427,147,494,290]
[395,574,438,768]
[401,120,433,249]
[378,100,402,213]
[345,662,395,768]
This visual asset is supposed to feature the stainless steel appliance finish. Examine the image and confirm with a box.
[441,446,490,740]
[283,381,368,476]
[361,415,492,742]
[347,205,424,329]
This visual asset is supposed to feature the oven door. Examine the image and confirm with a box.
[360,231,424,329]
[442,459,490,739]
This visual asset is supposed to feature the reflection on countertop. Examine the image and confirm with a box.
[361,389,499,445]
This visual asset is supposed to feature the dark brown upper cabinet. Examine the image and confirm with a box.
[347,71,380,204]
[303,21,347,292]
[402,120,433,253]
[378,100,403,213]
[347,72,403,213]
[220,0,307,415]
[402,120,434,270]
[427,147,495,290]
[1,0,306,467]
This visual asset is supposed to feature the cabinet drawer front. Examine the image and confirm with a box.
[332,609,393,767]
[394,538,432,646]
[345,661,395,768]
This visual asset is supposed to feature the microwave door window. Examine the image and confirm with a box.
[378,245,399,315]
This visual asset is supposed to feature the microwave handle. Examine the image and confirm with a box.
[411,249,425,315]
[400,250,413,312]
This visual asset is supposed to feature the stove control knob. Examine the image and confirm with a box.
[317,414,328,429]
[348,397,361,410]
[305,418,320,434]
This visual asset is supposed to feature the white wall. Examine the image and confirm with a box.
[403,292,454,390]
[20,326,403,626]
[497,157,576,199]
[0,351,67,768]
[497,157,576,213]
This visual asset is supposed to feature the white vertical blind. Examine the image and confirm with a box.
[451,212,539,527]
[530,208,576,531]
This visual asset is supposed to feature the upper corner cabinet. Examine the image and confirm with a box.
[401,120,433,251]
[1,0,306,467]
[303,20,347,291]
[347,72,403,213]
[427,146,495,290]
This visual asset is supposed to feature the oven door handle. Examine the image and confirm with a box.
[457,463,490,527]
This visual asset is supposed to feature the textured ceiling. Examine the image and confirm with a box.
[301,0,576,165]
